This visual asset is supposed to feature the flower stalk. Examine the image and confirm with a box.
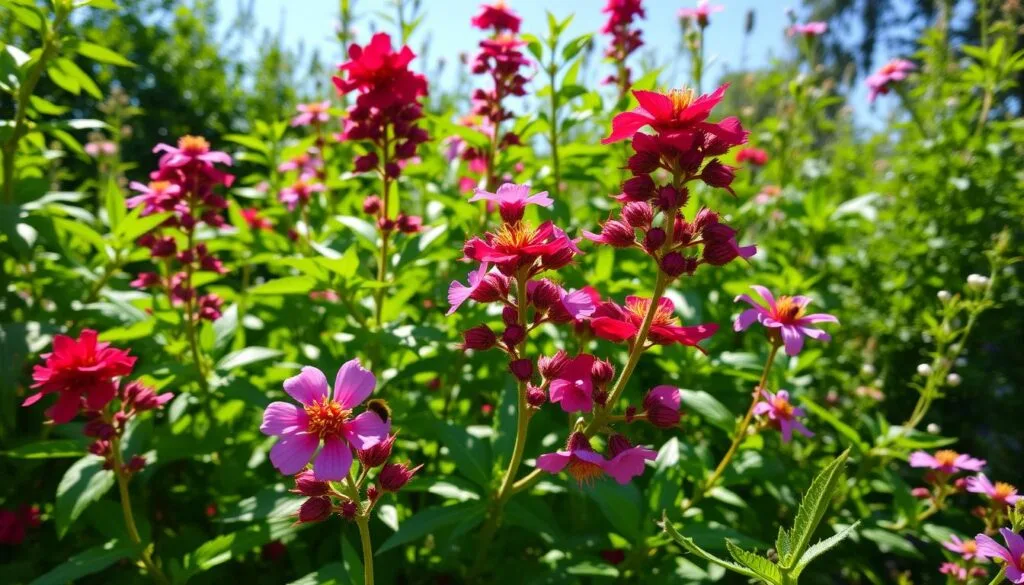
[111,436,171,585]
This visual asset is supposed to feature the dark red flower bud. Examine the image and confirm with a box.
[692,207,719,232]
[502,305,519,326]
[508,358,533,381]
[472,274,510,303]
[363,195,382,214]
[601,549,627,565]
[366,485,380,502]
[88,439,111,457]
[661,252,698,277]
[621,175,656,201]
[643,227,666,253]
[292,470,331,497]
[526,385,547,408]
[593,389,609,407]
[624,405,637,423]
[677,148,704,173]
[358,434,397,469]
[701,159,736,195]
[126,455,146,473]
[530,280,561,311]
[502,324,526,347]
[607,434,633,458]
[622,201,653,229]
[123,381,173,412]
[911,487,931,499]
[298,497,333,523]
[627,151,660,175]
[378,217,396,232]
[538,350,570,379]
[339,499,358,520]
[674,216,694,245]
[499,200,526,224]
[461,325,497,351]
[84,419,116,439]
[656,185,688,210]
[590,359,615,387]
[644,388,682,429]
[598,220,636,247]
[379,462,422,492]
[702,240,743,266]
[540,247,575,271]
[149,237,176,258]
[354,152,378,173]
[384,162,401,178]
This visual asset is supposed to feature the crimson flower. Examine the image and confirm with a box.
[591,296,717,349]
[25,330,136,423]
[549,355,596,413]
[736,147,768,166]
[470,0,521,33]
[602,85,746,145]
[332,32,428,110]
[463,220,576,274]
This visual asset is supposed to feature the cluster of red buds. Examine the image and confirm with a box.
[600,0,645,93]
[84,380,173,475]
[291,434,422,525]
[128,135,234,322]
[588,84,755,277]
[333,32,428,235]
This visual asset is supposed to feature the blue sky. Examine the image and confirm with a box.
[218,0,900,124]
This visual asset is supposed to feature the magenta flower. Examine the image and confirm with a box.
[753,389,812,443]
[279,178,326,211]
[278,151,323,174]
[153,135,232,168]
[126,180,182,216]
[604,435,656,485]
[549,355,596,413]
[938,562,968,582]
[865,59,915,103]
[261,359,390,481]
[976,528,1024,584]
[966,474,1021,507]
[291,101,332,127]
[536,431,607,485]
[447,262,506,316]
[470,183,554,223]
[529,280,597,323]
[908,450,986,475]
[943,535,980,561]
[734,285,839,356]
[788,22,828,38]
[678,0,723,28]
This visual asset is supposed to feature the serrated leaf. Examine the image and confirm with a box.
[781,449,850,568]
[776,527,791,561]
[55,455,115,538]
[792,521,860,577]
[660,513,757,579]
[726,540,782,584]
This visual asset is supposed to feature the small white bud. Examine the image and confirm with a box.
[946,373,961,387]
[861,363,876,377]
[917,363,933,377]
[926,423,941,434]
[966,274,990,291]
[937,290,951,303]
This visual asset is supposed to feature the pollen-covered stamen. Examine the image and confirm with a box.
[178,135,211,155]
[772,396,795,417]
[304,396,352,439]
[993,482,1017,501]
[668,88,696,116]
[962,540,978,555]
[492,221,535,250]
[567,456,604,485]
[773,296,807,323]
[625,298,675,327]
[306,102,329,115]
[149,181,173,194]
[934,450,959,468]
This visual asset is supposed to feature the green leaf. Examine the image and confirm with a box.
[776,527,792,562]
[586,480,643,540]
[335,215,378,244]
[114,210,172,245]
[55,455,115,538]
[780,449,850,568]
[726,540,782,584]
[560,33,591,62]
[376,502,486,554]
[223,133,270,155]
[52,217,105,250]
[183,523,296,577]
[432,420,491,487]
[802,400,868,453]
[55,57,102,99]
[680,389,734,432]
[792,521,860,577]
[29,540,134,585]
[212,304,239,352]
[47,62,81,95]
[287,563,353,585]
[249,276,318,296]
[215,347,282,372]
[861,527,922,559]
[76,41,135,67]
[660,514,757,579]
[3,439,84,459]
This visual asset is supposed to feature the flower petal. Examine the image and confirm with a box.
[261,402,309,436]
[749,285,776,311]
[334,358,376,409]
[976,534,1013,563]
[908,451,936,468]
[1001,528,1024,563]
[780,325,805,356]
[536,452,571,473]
[313,437,353,481]
[343,411,391,450]
[734,308,760,331]
[46,392,81,424]
[269,433,319,475]
[602,111,654,144]
[284,366,329,405]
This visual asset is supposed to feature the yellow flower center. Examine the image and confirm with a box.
[149,180,172,194]
[934,450,959,468]
[962,540,977,554]
[178,135,210,155]
[772,396,794,417]
[625,297,674,327]
[304,396,351,439]
[306,102,329,114]
[994,482,1017,500]
[567,457,604,485]
[493,222,534,250]
[774,296,807,322]
[669,88,696,116]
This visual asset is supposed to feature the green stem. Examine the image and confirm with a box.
[374,129,392,327]
[111,437,171,585]
[355,517,374,585]
[547,63,561,201]
[987,568,1006,585]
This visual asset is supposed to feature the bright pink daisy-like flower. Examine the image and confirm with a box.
[126,180,181,216]
[908,450,986,474]
[788,22,828,38]
[463,220,575,273]
[24,330,137,424]
[678,0,723,28]
[591,296,718,349]
[291,101,332,127]
[602,84,746,145]
[470,0,521,33]
[943,535,980,561]
[966,474,1021,507]
[604,434,657,485]
[733,285,838,356]
[470,183,553,223]
[736,147,768,166]
[549,354,596,413]
[865,58,915,103]
[261,360,390,481]
[279,178,326,211]
[153,135,233,169]
[537,431,608,485]
[976,528,1024,584]
[753,389,812,443]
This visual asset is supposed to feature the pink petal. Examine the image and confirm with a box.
[750,285,776,311]
[284,367,329,405]
[556,382,593,413]
[333,359,375,409]
[269,433,319,475]
[46,392,81,424]
[591,317,639,342]
[976,534,1013,563]
[632,90,673,119]
[908,451,937,468]
[21,392,45,407]
[780,325,804,356]
[261,402,309,436]
[648,385,681,410]
[798,313,839,325]
[313,437,353,481]
[605,447,656,484]
[446,281,474,316]
[536,452,571,473]
[561,289,596,319]
[796,326,831,341]
[1002,528,1024,563]
[734,308,760,331]
[342,411,390,450]
[602,111,654,144]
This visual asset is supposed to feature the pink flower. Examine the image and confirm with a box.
[604,434,657,484]
[538,282,597,323]
[943,535,980,561]
[153,135,232,169]
[470,183,553,223]
[733,285,839,356]
[536,431,608,485]
[261,359,391,481]
[447,262,492,316]
[865,58,915,103]
[549,355,596,413]
[908,450,986,475]
[678,0,723,28]
[278,151,323,174]
[85,140,116,157]
[939,562,968,582]
[966,474,1021,507]
[602,84,747,146]
[240,207,273,231]
[24,330,136,424]
[753,389,813,443]
[333,33,428,110]
[462,220,576,273]
[976,528,1024,584]
[591,296,718,349]
[126,180,182,216]
[736,147,768,166]
[788,22,828,38]
[279,178,326,211]
[291,101,332,127]
[470,0,521,33]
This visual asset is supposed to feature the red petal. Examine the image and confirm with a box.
[591,317,639,342]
